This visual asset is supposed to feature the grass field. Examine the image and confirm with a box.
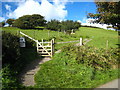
[76,27,118,48]
[2,26,118,49]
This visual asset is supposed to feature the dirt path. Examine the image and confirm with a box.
[56,40,79,44]
[19,57,51,86]
[94,78,120,89]
[56,38,91,44]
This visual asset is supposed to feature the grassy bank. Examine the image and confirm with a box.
[34,45,119,88]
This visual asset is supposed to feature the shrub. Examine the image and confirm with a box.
[2,31,20,65]
[1,65,23,89]
[62,45,119,71]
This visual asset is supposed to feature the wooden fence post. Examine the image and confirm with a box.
[42,39,43,46]
[52,38,54,54]
[51,39,53,57]
[80,38,82,46]
[36,40,38,53]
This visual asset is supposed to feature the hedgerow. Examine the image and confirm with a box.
[2,31,38,89]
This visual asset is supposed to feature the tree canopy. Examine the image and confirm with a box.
[46,19,61,31]
[46,20,81,32]
[0,22,5,27]
[13,14,46,29]
[87,1,120,30]
[6,19,15,27]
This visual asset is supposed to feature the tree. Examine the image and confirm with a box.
[46,19,61,31]
[0,22,5,27]
[6,19,15,27]
[13,14,46,29]
[60,20,74,32]
[87,1,120,30]
[73,21,81,29]
[46,19,81,33]
[61,20,81,32]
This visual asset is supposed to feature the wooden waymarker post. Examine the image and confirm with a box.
[80,38,82,46]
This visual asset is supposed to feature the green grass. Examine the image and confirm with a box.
[76,27,118,48]
[34,52,119,88]
[2,27,118,50]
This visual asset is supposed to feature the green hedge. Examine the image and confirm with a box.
[2,31,38,89]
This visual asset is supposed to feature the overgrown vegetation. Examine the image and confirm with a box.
[35,45,119,88]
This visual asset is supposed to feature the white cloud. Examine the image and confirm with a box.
[82,17,87,23]
[81,18,112,29]
[0,17,5,22]
[86,18,96,23]
[5,4,11,11]
[1,0,25,2]
[77,20,81,23]
[7,0,68,21]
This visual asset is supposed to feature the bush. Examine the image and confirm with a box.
[1,65,23,89]
[62,45,119,71]
[2,31,20,65]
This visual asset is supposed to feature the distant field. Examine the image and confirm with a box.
[2,27,118,49]
[76,27,118,48]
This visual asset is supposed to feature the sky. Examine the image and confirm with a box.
[0,0,97,23]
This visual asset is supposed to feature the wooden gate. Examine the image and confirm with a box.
[36,39,54,57]
[20,31,54,57]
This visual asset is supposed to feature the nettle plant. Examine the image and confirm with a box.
[62,45,119,71]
